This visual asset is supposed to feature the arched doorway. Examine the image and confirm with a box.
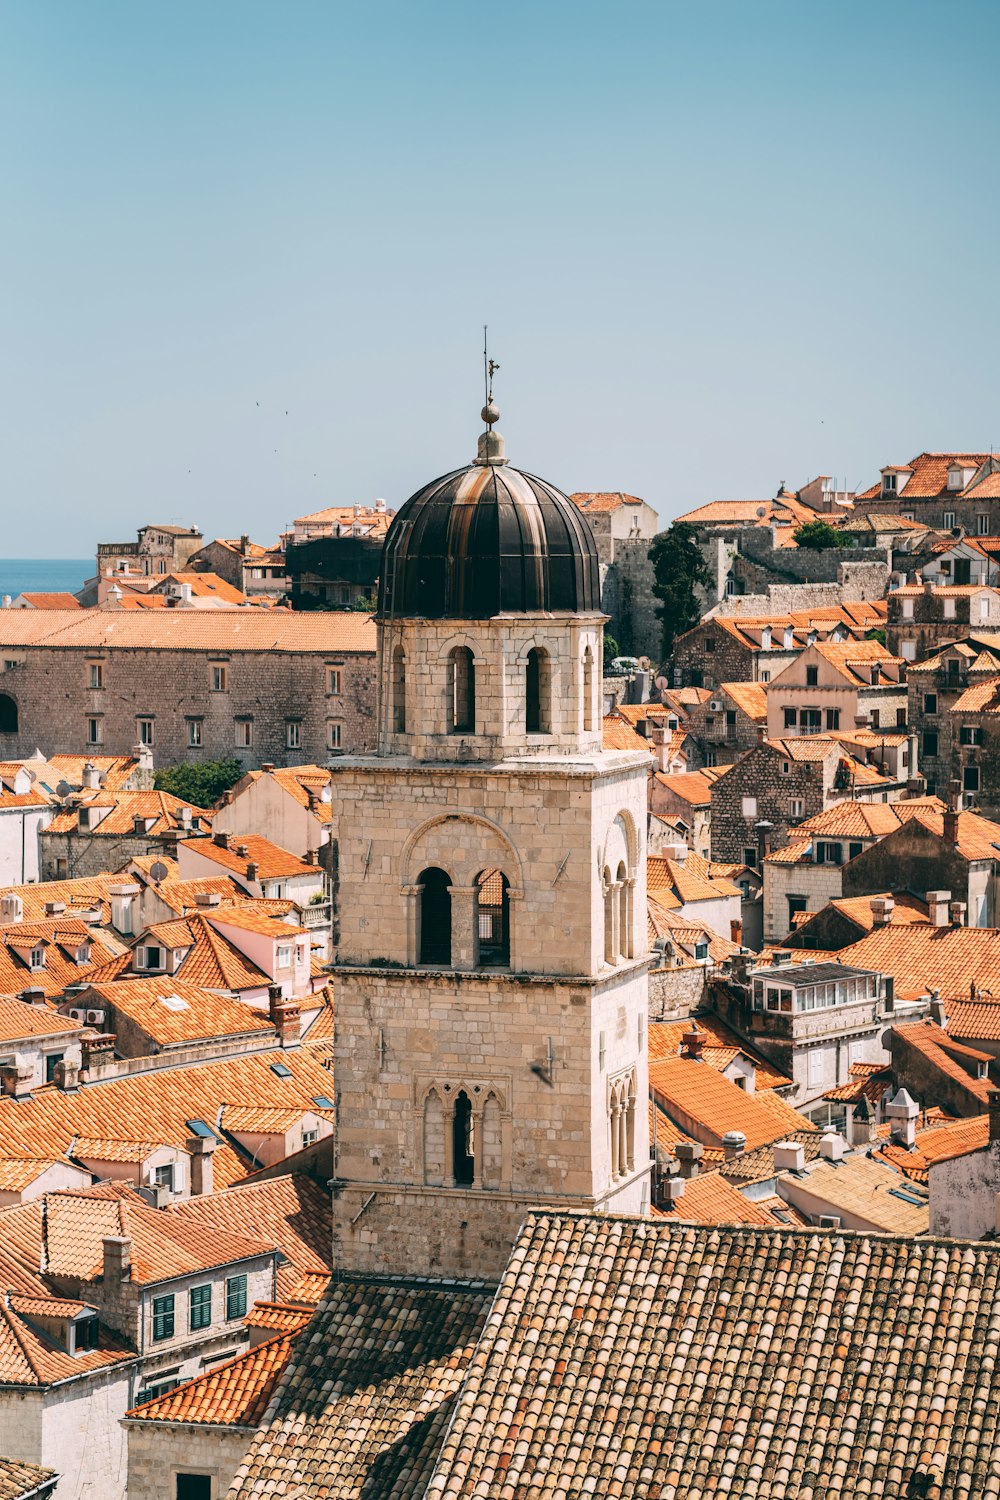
[418,867,451,965]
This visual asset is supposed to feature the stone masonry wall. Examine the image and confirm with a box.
[126,1421,251,1500]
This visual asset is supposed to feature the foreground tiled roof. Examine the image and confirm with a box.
[718,1129,825,1184]
[0,1459,57,1497]
[837,925,1000,1003]
[227,1275,494,1500]
[426,1212,1000,1499]
[127,1329,297,1427]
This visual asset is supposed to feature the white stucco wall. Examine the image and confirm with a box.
[929,1142,1000,1239]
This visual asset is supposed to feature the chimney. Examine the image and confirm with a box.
[109,883,139,936]
[81,762,101,790]
[178,806,192,830]
[186,1135,216,1196]
[847,1096,875,1147]
[274,1000,301,1049]
[132,743,154,773]
[194,891,222,909]
[102,1236,132,1283]
[773,1140,806,1172]
[307,789,320,813]
[819,1131,846,1163]
[943,808,960,844]
[260,762,275,773]
[245,861,259,885]
[929,989,947,1028]
[214,831,231,849]
[52,1058,80,1092]
[236,843,249,858]
[722,1129,747,1161]
[886,1087,920,1148]
[1,1063,33,1100]
[43,901,66,917]
[907,733,919,774]
[926,890,951,927]
[680,1024,705,1060]
[989,1090,1000,1144]
[240,534,251,555]
[80,1033,116,1073]
[869,896,894,928]
[19,987,47,1007]
[730,917,743,946]
[756,820,773,863]
[950,900,967,928]
[674,1141,703,1179]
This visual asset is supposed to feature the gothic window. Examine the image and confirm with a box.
[423,1091,445,1186]
[449,647,475,733]
[0,695,17,734]
[583,646,595,732]
[392,646,406,733]
[452,1090,474,1185]
[475,869,510,967]
[526,647,551,733]
[609,1069,637,1179]
[480,1094,502,1190]
[418,867,452,965]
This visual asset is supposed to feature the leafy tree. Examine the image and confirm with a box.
[792,519,848,550]
[648,523,713,661]
[351,593,377,612]
[603,634,620,668]
[866,627,887,647]
[153,757,245,809]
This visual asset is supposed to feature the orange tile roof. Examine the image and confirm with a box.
[648,1017,790,1089]
[0,1043,334,1190]
[647,854,740,905]
[947,996,1000,1042]
[168,1174,331,1298]
[0,611,376,653]
[44,754,148,792]
[82,977,274,1047]
[812,638,903,685]
[900,806,1000,861]
[719,680,768,721]
[876,1114,990,1184]
[127,1328,297,1426]
[0,872,123,926]
[652,766,729,806]
[16,592,82,609]
[0,1289,134,1388]
[244,1298,318,1333]
[0,1159,68,1192]
[792,800,911,840]
[153,572,247,603]
[181,834,316,880]
[648,1055,814,1151]
[837,926,1000,1003]
[654,1170,785,1227]
[951,676,1000,714]
[0,997,82,1042]
[646,899,742,966]
[601,713,654,755]
[857,451,997,500]
[891,1021,995,1105]
[44,789,212,836]
[207,907,308,939]
[569,491,648,514]
[674,493,814,527]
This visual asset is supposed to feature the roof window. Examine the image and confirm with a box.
[270,1061,293,1079]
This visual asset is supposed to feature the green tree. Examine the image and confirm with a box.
[153,757,245,809]
[603,634,619,668]
[648,523,712,661]
[792,519,848,550]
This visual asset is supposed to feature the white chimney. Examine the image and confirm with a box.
[81,762,101,790]
[819,1132,847,1163]
[773,1140,806,1172]
[949,901,967,928]
[109,882,140,936]
[722,1130,747,1161]
[886,1087,920,1148]
[870,896,894,928]
[926,891,952,927]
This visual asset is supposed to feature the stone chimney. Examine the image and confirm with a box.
[109,883,140,936]
[274,1001,301,1049]
[680,1023,705,1060]
[1,1063,33,1100]
[730,918,743,946]
[847,1095,875,1147]
[52,1058,80,1092]
[214,831,231,850]
[19,987,46,1007]
[260,762,275,773]
[722,1130,747,1161]
[246,861,259,883]
[886,1087,920,1148]
[870,896,894,928]
[950,900,967,928]
[186,1135,216,1196]
[773,1140,806,1172]
[81,1033,116,1073]
[236,843,249,859]
[132,743,154,774]
[926,890,952,927]
[674,1141,703,1179]
[194,891,222,909]
[102,1236,131,1283]
[240,534,251,555]
[43,901,65,918]
[177,806,192,830]
[819,1132,846,1163]
[943,807,960,845]
[81,761,101,790]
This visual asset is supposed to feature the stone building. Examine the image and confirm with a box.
[765,639,907,739]
[328,399,651,1281]
[681,680,767,767]
[187,536,288,598]
[906,632,1000,801]
[94,523,204,584]
[888,582,1000,661]
[39,790,212,881]
[0,611,376,768]
[854,450,1000,531]
[568,492,660,656]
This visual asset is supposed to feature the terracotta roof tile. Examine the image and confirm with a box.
[648,1018,790,1088]
[837,924,1000,1003]
[0,612,376,653]
[44,790,212,837]
[244,1299,318,1334]
[569,491,648,513]
[876,1114,990,1184]
[652,766,729,806]
[601,713,654,754]
[654,1170,785,1226]
[649,1055,814,1151]
[79,976,275,1047]
[180,834,316,880]
[719,680,768,720]
[127,1329,297,1427]
[169,1176,332,1295]
[779,1154,929,1233]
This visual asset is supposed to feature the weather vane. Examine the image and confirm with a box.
[483,325,499,407]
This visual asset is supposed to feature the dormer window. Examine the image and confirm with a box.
[947,466,964,491]
[141,945,164,970]
[882,473,897,495]
[72,1316,99,1354]
[75,944,90,964]
[29,947,45,969]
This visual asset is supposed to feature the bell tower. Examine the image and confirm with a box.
[329,394,651,1280]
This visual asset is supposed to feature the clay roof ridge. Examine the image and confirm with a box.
[124,1326,297,1425]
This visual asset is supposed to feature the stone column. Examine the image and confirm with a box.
[507,887,523,972]
[402,885,422,966]
[449,886,478,971]
[609,880,622,964]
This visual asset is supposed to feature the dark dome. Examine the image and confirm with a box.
[378,461,601,619]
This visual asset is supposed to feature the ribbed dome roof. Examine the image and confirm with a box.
[377,429,601,620]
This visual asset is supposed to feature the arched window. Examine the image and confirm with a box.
[583,646,595,733]
[448,647,475,733]
[392,646,406,734]
[603,866,616,965]
[418,867,452,965]
[476,869,510,967]
[452,1090,474,1185]
[0,695,17,735]
[525,648,551,734]
[480,1094,502,1190]
[617,860,630,960]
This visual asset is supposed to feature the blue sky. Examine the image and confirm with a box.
[1,0,998,553]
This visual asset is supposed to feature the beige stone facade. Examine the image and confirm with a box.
[330,607,652,1281]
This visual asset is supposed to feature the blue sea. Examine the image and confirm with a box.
[0,559,92,600]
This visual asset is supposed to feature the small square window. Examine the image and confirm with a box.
[978,514,990,536]
[225,1274,247,1321]
[152,1294,175,1341]
[154,1163,174,1193]
[327,668,342,695]
[743,847,758,869]
[923,729,939,757]
[805,666,819,687]
[944,511,956,529]
[327,721,342,751]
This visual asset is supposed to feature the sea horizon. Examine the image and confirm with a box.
[0,559,92,600]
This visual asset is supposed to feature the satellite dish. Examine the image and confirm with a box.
[56,781,73,799]
[149,861,169,884]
